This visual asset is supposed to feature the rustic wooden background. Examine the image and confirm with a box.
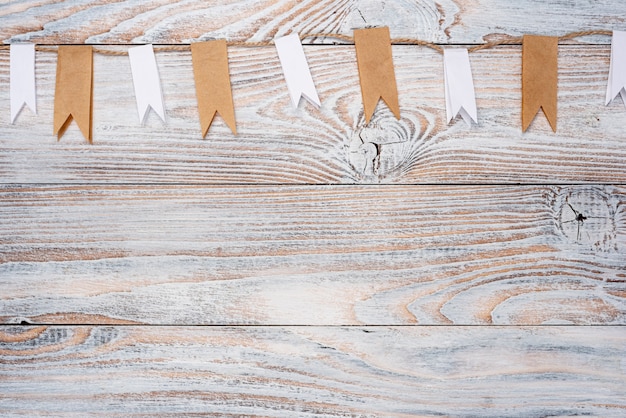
[1,0,625,416]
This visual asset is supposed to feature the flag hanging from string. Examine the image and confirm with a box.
[10,43,36,124]
[128,44,166,124]
[354,27,400,123]
[522,35,558,132]
[606,30,626,109]
[191,40,237,137]
[53,45,93,143]
[443,48,477,126]
[275,33,321,109]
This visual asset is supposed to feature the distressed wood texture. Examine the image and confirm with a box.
[1,0,625,44]
[1,185,625,326]
[1,326,625,416]
[2,0,626,415]
[1,45,626,184]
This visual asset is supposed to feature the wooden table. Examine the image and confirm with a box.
[1,1,625,415]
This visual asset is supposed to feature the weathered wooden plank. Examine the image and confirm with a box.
[1,0,624,44]
[1,45,626,184]
[1,185,624,325]
[1,2,623,416]
[0,325,624,416]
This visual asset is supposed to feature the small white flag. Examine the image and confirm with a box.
[606,30,626,108]
[128,44,165,124]
[443,48,477,126]
[10,43,36,123]
[274,33,321,109]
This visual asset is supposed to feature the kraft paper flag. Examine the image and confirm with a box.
[606,30,626,108]
[128,44,165,124]
[522,35,558,132]
[191,40,237,137]
[354,27,400,124]
[54,45,93,142]
[10,43,37,123]
[443,48,477,125]
[275,33,321,109]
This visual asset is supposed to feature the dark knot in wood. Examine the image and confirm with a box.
[556,187,617,252]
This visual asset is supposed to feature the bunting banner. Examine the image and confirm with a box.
[191,40,237,137]
[606,30,626,108]
[128,44,165,124]
[5,28,626,141]
[353,27,400,124]
[10,43,36,124]
[274,33,320,109]
[522,35,558,132]
[53,45,93,142]
[443,48,477,126]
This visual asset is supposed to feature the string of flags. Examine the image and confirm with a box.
[6,27,626,143]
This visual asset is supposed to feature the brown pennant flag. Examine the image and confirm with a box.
[54,46,93,143]
[191,40,237,137]
[354,27,400,124]
[522,35,558,132]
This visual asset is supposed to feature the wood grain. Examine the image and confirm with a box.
[1,325,624,416]
[2,1,626,415]
[1,45,626,184]
[1,185,624,325]
[1,0,624,44]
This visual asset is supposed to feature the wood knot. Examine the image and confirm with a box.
[347,110,422,182]
[556,187,617,252]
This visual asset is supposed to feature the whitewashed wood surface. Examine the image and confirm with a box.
[1,326,625,416]
[0,0,624,44]
[1,0,625,416]
[1,185,625,326]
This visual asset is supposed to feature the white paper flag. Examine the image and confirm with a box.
[274,34,321,109]
[10,43,36,123]
[128,44,165,124]
[606,30,626,108]
[443,48,477,126]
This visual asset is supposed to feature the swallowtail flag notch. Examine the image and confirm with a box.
[10,43,37,123]
[191,40,237,137]
[522,35,558,132]
[53,46,93,142]
[275,33,321,109]
[354,27,400,124]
